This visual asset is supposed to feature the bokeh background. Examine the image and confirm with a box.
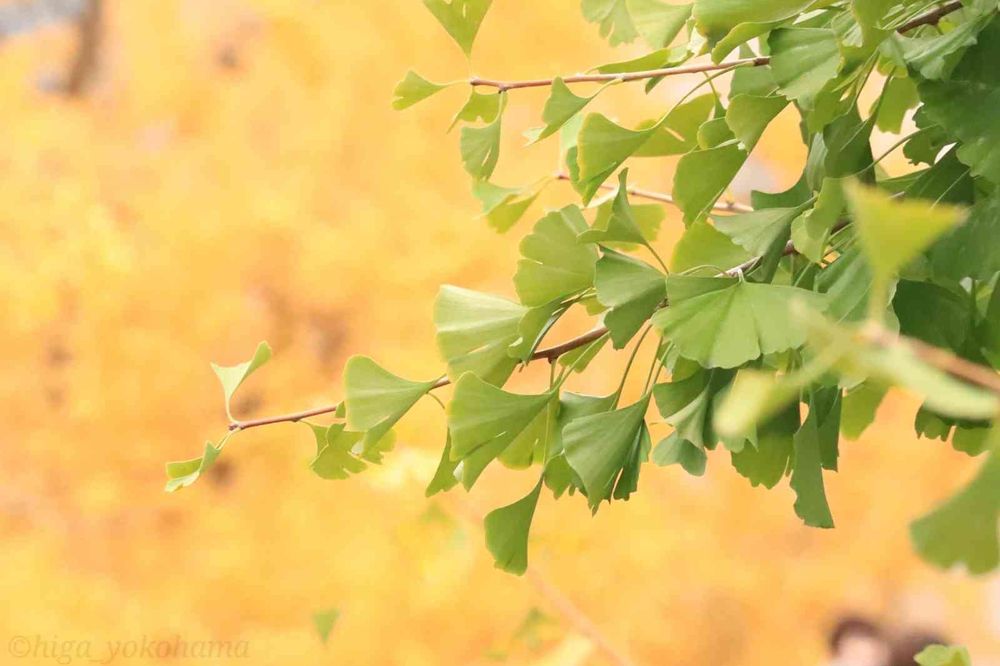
[2,1,999,664]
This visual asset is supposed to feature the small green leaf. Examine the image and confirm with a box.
[484,479,543,575]
[165,439,225,492]
[627,0,692,48]
[211,341,271,420]
[435,285,526,385]
[574,115,655,203]
[791,177,844,263]
[557,334,611,375]
[714,206,801,256]
[594,250,666,349]
[582,0,639,45]
[790,406,835,528]
[822,106,875,178]
[929,195,1000,282]
[635,94,715,156]
[460,93,506,180]
[529,78,605,144]
[426,436,461,497]
[514,206,598,307]
[312,608,340,645]
[423,0,494,56]
[673,143,748,224]
[910,447,1000,575]
[714,369,799,439]
[846,180,966,288]
[693,0,818,43]
[308,423,369,480]
[670,219,752,273]
[654,363,735,448]
[840,381,886,440]
[343,356,438,445]
[563,395,651,510]
[915,645,973,666]
[654,276,825,368]
[725,94,788,150]
[873,76,918,134]
[768,27,842,108]
[731,402,799,489]
[448,373,553,488]
[450,89,501,130]
[578,170,659,246]
[392,71,452,110]
[471,180,543,233]
[653,434,707,475]
[891,12,990,80]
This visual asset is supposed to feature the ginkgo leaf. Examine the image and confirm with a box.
[578,170,656,246]
[693,0,818,43]
[165,439,225,492]
[672,143,748,224]
[312,608,340,645]
[594,250,665,349]
[791,177,844,263]
[845,180,966,288]
[426,436,461,497]
[841,381,886,440]
[448,373,554,488]
[768,27,842,108]
[472,180,543,233]
[725,94,788,150]
[790,406,835,528]
[653,276,825,368]
[450,89,502,130]
[211,341,271,420]
[343,356,438,444]
[822,106,875,178]
[731,402,800,489]
[891,11,990,80]
[392,70,452,110]
[655,363,735,448]
[873,76,918,134]
[635,94,715,157]
[929,195,1000,282]
[545,392,616,497]
[670,219,752,273]
[582,0,639,45]
[910,447,1000,575]
[508,299,564,363]
[460,93,506,180]
[423,0,494,56]
[528,78,605,144]
[557,333,611,375]
[514,205,597,307]
[919,15,1000,184]
[563,395,651,510]
[915,645,973,666]
[714,206,801,256]
[308,423,368,480]
[435,285,527,385]
[574,115,656,203]
[626,0,692,49]
[484,479,543,575]
[653,434,707,475]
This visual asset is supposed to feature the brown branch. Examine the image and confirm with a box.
[470,56,768,92]
[896,1,965,33]
[555,172,753,214]
[65,0,102,96]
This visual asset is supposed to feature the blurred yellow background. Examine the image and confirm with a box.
[1,1,998,664]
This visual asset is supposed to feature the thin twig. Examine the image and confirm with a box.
[65,0,102,96]
[895,0,965,32]
[555,172,753,214]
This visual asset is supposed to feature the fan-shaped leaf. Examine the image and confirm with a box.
[343,356,438,445]
[211,341,271,420]
[484,479,543,575]
[435,285,527,385]
[514,206,598,307]
[423,0,494,56]
[594,250,666,348]
[392,70,452,110]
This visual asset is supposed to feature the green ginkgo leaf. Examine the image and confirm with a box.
[672,143,748,224]
[891,11,990,81]
[910,447,1000,575]
[343,356,438,444]
[626,0,692,49]
[563,395,651,510]
[670,219,752,273]
[578,170,656,246]
[653,433,707,475]
[423,0,494,56]
[211,341,271,420]
[791,177,844,263]
[582,0,639,45]
[918,15,1000,184]
[435,285,527,385]
[594,250,666,348]
[714,206,801,256]
[915,645,973,666]
[426,436,461,497]
[545,392,617,497]
[312,607,340,645]
[392,70,452,110]
[635,94,715,157]
[575,116,654,203]
[528,78,606,144]
[165,439,226,492]
[448,373,554,488]
[484,479,543,575]
[471,180,543,233]
[725,94,788,150]
[768,27,842,108]
[653,276,825,368]
[654,363,735,448]
[460,93,506,180]
[790,406,835,528]
[514,205,598,307]
[450,89,502,131]
[731,402,800,489]
[308,423,368,480]
[929,195,1000,282]
[845,180,966,288]
[693,0,819,42]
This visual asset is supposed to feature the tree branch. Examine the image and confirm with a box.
[896,1,965,33]
[555,172,753,213]
[65,0,102,96]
